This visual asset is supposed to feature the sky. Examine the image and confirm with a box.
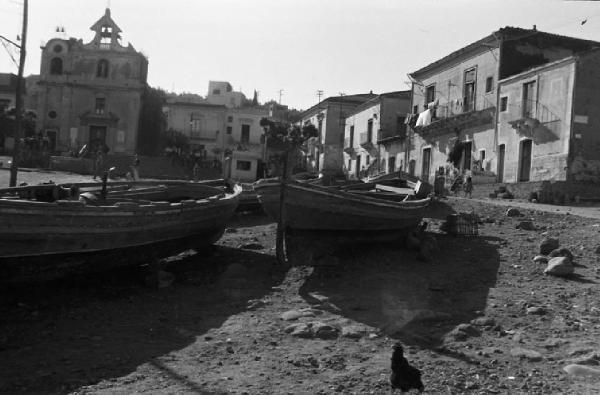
[1,0,600,110]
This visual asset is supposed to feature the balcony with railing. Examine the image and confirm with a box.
[377,126,407,144]
[359,131,374,150]
[507,99,560,142]
[414,97,496,138]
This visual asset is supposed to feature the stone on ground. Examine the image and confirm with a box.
[539,237,559,255]
[563,364,600,377]
[532,255,548,264]
[548,247,574,262]
[544,256,574,277]
[517,220,535,230]
[506,208,521,217]
[285,323,313,338]
[312,322,339,339]
[510,347,543,361]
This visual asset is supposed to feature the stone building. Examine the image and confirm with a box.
[162,99,268,181]
[343,91,411,179]
[406,26,600,199]
[300,93,376,175]
[206,81,247,109]
[35,8,148,155]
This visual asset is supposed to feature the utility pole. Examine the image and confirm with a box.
[9,0,28,187]
[278,89,284,105]
[316,90,324,103]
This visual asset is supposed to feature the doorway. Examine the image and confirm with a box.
[421,148,431,181]
[388,156,396,173]
[355,155,361,178]
[89,125,107,152]
[519,139,532,182]
[497,144,505,182]
[462,141,472,171]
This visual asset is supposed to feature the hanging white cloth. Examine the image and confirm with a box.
[415,109,432,127]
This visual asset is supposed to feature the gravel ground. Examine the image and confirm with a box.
[1,171,600,394]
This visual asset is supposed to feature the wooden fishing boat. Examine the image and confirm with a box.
[0,179,241,281]
[254,179,430,236]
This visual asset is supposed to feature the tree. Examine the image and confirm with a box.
[162,128,190,152]
[259,118,318,177]
[259,118,317,148]
[137,86,167,156]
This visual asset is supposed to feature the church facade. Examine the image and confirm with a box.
[35,8,148,155]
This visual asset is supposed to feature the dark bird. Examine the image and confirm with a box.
[582,19,587,25]
[390,343,424,393]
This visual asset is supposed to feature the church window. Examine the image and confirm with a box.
[50,58,63,75]
[97,60,109,78]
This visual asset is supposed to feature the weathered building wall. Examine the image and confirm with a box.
[380,140,405,173]
[409,126,495,184]
[408,48,499,184]
[568,49,600,182]
[163,102,226,159]
[344,102,380,178]
[412,48,499,115]
[497,60,575,183]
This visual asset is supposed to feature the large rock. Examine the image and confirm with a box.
[510,347,543,361]
[544,256,574,277]
[563,364,600,377]
[539,237,559,255]
[532,255,548,264]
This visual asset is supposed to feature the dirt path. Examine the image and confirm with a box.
[450,195,600,220]
[1,194,600,394]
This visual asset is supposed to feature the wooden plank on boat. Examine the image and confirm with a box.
[374,184,415,195]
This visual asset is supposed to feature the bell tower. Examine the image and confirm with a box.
[90,8,122,48]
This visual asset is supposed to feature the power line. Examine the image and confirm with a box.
[0,39,18,68]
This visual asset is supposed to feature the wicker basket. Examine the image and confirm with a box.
[446,213,479,236]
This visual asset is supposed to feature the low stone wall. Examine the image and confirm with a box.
[468,180,600,204]
[49,156,93,174]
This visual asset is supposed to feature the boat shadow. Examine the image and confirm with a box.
[0,246,283,394]
[298,232,501,350]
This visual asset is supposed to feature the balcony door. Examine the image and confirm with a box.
[523,81,536,118]
[388,156,396,173]
[497,144,505,182]
[464,68,477,112]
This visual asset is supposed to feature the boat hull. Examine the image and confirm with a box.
[254,181,429,232]
[0,182,241,281]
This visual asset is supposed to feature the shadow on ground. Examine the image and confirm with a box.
[298,232,501,349]
[0,246,283,394]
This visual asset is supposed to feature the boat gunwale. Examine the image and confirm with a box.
[254,180,430,209]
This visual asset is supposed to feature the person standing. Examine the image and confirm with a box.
[93,148,104,180]
[464,176,473,198]
[131,154,140,181]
